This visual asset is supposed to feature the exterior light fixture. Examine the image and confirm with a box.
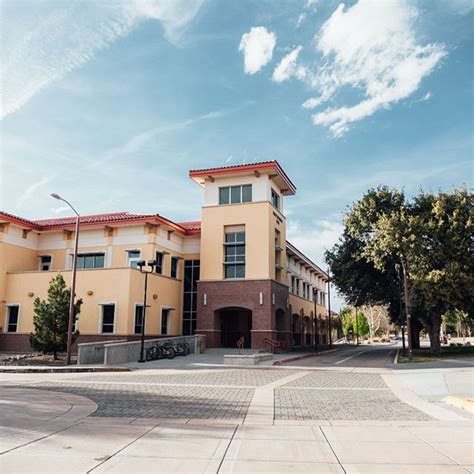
[259,292,264,305]
[203,293,207,306]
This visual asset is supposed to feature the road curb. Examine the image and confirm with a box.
[272,348,338,366]
[0,366,131,373]
[393,349,400,364]
[443,396,474,413]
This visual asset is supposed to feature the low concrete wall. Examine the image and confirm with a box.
[78,335,206,365]
[77,339,127,365]
[224,353,273,366]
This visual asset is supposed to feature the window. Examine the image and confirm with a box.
[161,308,170,335]
[101,304,115,333]
[170,257,178,278]
[6,305,19,333]
[183,260,199,335]
[76,253,105,269]
[39,255,52,271]
[271,189,280,209]
[219,185,252,205]
[127,250,140,268]
[155,252,164,274]
[134,305,143,335]
[224,231,245,279]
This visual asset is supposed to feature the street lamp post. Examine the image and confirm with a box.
[137,260,156,363]
[326,269,332,349]
[401,261,413,360]
[395,264,407,356]
[50,193,79,365]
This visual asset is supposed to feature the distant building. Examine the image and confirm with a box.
[0,161,329,351]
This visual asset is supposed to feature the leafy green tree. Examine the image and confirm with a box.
[339,307,354,337]
[326,187,423,347]
[30,274,82,359]
[354,311,369,337]
[356,188,473,354]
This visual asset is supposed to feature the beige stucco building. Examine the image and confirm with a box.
[0,161,329,352]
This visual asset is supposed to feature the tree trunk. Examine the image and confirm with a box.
[411,317,422,349]
[427,313,442,355]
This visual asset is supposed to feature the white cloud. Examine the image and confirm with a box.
[286,219,343,268]
[273,0,447,136]
[16,177,52,210]
[272,46,305,83]
[1,0,203,119]
[239,27,276,75]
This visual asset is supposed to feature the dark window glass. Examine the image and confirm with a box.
[183,293,192,311]
[161,309,169,335]
[102,304,115,333]
[184,267,192,292]
[224,232,245,279]
[7,306,19,332]
[271,189,280,209]
[219,187,230,204]
[230,186,241,204]
[134,305,143,334]
[242,184,252,202]
[171,257,178,278]
[77,253,105,269]
[155,252,164,274]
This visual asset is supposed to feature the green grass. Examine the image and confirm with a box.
[398,345,474,363]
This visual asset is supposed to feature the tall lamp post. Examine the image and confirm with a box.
[326,269,332,349]
[395,264,406,356]
[50,193,79,365]
[137,259,156,363]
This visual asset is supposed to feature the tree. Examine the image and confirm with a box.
[327,186,473,355]
[326,187,423,347]
[339,307,354,338]
[30,274,82,359]
[354,311,369,337]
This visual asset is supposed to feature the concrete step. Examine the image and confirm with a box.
[204,348,261,355]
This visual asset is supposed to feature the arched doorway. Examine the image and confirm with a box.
[218,307,252,348]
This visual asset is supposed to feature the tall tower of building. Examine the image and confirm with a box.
[189,161,296,349]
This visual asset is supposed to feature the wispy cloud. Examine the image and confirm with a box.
[239,26,276,75]
[272,0,447,136]
[16,177,52,210]
[1,0,203,120]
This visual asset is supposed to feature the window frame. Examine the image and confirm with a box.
[218,184,252,205]
[39,255,52,272]
[76,252,105,269]
[134,303,144,335]
[100,303,116,334]
[224,231,245,279]
[5,304,20,333]
[170,256,179,279]
[155,251,164,274]
[161,307,171,335]
[127,250,141,269]
[271,188,280,209]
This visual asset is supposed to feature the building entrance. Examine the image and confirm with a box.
[218,308,252,348]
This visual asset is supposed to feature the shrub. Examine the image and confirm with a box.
[466,341,471,346]
[457,342,464,347]
[381,337,387,342]
[450,342,456,347]
[373,338,380,343]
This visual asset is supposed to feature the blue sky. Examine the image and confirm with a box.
[1,0,473,307]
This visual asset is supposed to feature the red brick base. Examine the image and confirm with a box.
[196,279,292,351]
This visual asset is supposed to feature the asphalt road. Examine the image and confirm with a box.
[285,344,396,368]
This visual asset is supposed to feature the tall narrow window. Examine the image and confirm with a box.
[101,304,115,333]
[134,305,143,335]
[39,256,52,271]
[170,257,178,278]
[271,189,280,209]
[7,305,19,332]
[224,231,245,279]
[183,260,199,335]
[161,308,170,335]
[155,252,164,274]
[127,250,140,268]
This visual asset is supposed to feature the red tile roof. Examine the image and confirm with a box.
[0,211,197,235]
[189,160,297,195]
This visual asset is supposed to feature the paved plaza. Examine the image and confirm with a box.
[1,346,473,473]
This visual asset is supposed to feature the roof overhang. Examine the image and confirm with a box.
[189,160,296,196]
